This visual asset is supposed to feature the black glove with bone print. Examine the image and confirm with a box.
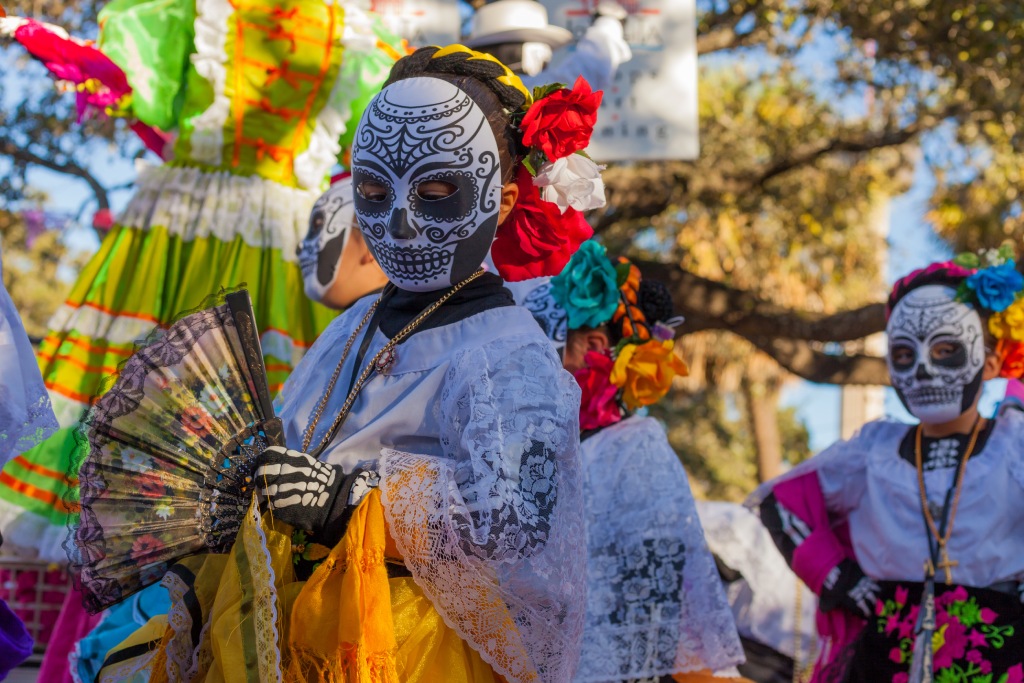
[255,447,379,548]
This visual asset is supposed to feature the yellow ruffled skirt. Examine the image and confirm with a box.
[97,490,503,683]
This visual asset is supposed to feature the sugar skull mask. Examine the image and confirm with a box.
[351,77,503,292]
[299,177,355,303]
[887,285,986,424]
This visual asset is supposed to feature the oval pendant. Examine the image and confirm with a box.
[375,347,396,375]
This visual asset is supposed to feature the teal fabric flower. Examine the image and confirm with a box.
[550,240,620,329]
[965,260,1024,312]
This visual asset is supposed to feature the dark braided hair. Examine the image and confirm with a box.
[384,46,528,183]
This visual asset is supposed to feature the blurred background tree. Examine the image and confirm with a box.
[3,0,1022,498]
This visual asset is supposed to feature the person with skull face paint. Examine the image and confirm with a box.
[141,46,599,683]
[300,173,391,309]
[750,251,1024,683]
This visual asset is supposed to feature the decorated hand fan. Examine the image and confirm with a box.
[69,291,284,614]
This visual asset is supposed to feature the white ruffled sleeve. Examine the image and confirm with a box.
[379,336,586,683]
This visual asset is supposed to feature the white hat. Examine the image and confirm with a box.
[463,0,573,50]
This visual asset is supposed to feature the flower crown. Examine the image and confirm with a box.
[550,241,687,429]
[890,242,1024,380]
[951,244,1024,379]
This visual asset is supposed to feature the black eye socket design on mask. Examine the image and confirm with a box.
[415,180,458,201]
[308,211,325,238]
[890,342,917,371]
[353,169,395,214]
[930,338,968,368]
[408,171,479,224]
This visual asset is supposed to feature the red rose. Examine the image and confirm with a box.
[575,351,622,430]
[492,167,593,282]
[998,339,1024,379]
[520,77,603,161]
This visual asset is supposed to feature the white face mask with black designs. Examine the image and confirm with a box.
[351,77,503,292]
[887,285,986,424]
[299,178,355,303]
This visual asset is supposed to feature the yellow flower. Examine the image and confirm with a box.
[989,298,1024,341]
[610,339,688,410]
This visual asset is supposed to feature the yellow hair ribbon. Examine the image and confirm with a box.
[430,43,533,108]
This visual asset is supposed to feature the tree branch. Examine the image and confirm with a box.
[638,260,887,342]
[747,335,890,385]
[0,137,110,210]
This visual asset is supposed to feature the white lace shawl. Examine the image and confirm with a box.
[0,266,58,465]
[575,416,744,682]
[277,299,587,683]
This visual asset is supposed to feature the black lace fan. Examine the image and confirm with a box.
[69,291,285,613]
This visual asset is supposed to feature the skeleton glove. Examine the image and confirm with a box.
[255,447,347,535]
[819,558,880,619]
[255,447,382,548]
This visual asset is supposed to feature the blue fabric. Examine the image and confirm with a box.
[73,583,171,683]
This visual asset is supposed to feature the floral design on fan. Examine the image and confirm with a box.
[352,78,502,290]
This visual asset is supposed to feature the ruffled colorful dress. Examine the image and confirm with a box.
[0,0,403,562]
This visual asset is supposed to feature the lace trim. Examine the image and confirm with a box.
[162,569,203,683]
[117,164,318,260]
[242,503,283,681]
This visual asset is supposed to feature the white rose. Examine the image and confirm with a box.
[533,155,607,214]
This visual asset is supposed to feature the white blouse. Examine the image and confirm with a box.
[811,412,1024,587]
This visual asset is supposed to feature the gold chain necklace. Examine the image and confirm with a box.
[301,269,485,454]
[914,417,983,583]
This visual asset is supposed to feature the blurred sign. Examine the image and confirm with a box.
[540,0,699,161]
[370,0,461,46]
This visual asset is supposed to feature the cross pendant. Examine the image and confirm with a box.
[937,546,958,584]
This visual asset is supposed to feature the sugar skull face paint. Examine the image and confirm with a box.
[887,285,986,423]
[351,77,503,292]
[299,177,355,303]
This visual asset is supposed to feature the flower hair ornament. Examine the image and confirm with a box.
[473,54,606,281]
[548,240,687,430]
[887,242,1024,380]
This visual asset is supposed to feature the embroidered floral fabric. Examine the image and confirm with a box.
[0,269,58,465]
[848,582,1024,683]
[576,416,744,681]
[379,340,586,683]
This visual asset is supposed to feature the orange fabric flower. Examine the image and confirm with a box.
[997,338,1024,379]
[609,339,688,410]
